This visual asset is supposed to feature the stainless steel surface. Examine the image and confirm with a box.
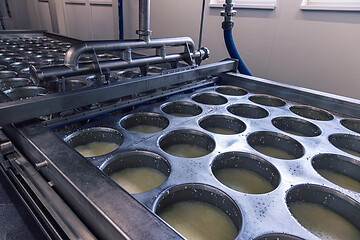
[137,0,152,42]
[2,120,183,240]
[46,79,88,92]
[102,150,170,178]
[0,30,214,127]
[153,183,242,233]
[4,86,46,100]
[51,80,360,240]
[271,117,321,137]
[44,77,217,129]
[286,184,360,229]
[120,112,169,132]
[31,38,209,84]
[221,72,360,118]
[0,60,236,125]
[221,0,237,30]
[63,37,196,69]
[64,127,124,150]
[0,78,31,91]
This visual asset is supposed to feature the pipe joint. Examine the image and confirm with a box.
[222,21,234,30]
[200,47,210,61]
[221,0,236,30]
[136,29,152,36]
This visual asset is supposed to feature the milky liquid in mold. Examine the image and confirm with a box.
[158,201,237,240]
[289,202,360,240]
[206,127,236,135]
[215,168,273,194]
[164,144,210,158]
[75,142,119,157]
[318,170,360,193]
[338,148,360,158]
[110,167,166,194]
[127,125,163,133]
[253,146,295,159]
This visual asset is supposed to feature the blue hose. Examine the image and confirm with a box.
[224,29,251,76]
[118,0,124,40]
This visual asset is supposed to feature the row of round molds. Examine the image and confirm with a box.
[56,81,360,239]
[95,149,360,239]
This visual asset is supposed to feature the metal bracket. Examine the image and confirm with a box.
[92,48,103,75]
[156,46,166,58]
[121,48,132,62]
[0,130,10,143]
[35,160,48,170]
[5,153,22,175]
[0,141,14,156]
[140,64,149,76]
[170,61,179,69]
[0,130,14,156]
[183,42,195,66]
[60,76,66,92]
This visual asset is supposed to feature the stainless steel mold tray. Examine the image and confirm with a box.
[0,30,75,90]
[0,30,177,126]
[55,80,360,240]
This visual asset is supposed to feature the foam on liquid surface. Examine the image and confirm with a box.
[164,144,210,158]
[127,125,163,133]
[318,170,360,193]
[289,202,360,240]
[158,201,237,240]
[215,168,273,194]
[75,142,119,157]
[109,167,166,194]
[253,146,295,159]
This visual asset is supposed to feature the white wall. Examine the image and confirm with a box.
[0,0,32,29]
[2,0,118,41]
[62,0,117,40]
[123,0,360,99]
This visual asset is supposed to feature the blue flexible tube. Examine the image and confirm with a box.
[224,29,251,76]
[118,0,124,40]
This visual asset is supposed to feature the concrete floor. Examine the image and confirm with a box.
[0,172,46,240]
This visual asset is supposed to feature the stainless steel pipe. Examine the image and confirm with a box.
[64,37,197,69]
[137,0,152,42]
[33,48,208,83]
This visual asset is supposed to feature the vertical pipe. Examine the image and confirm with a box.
[137,0,152,42]
[118,0,123,40]
[198,0,206,50]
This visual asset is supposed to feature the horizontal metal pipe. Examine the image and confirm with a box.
[33,49,205,83]
[3,60,237,125]
[64,37,196,69]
